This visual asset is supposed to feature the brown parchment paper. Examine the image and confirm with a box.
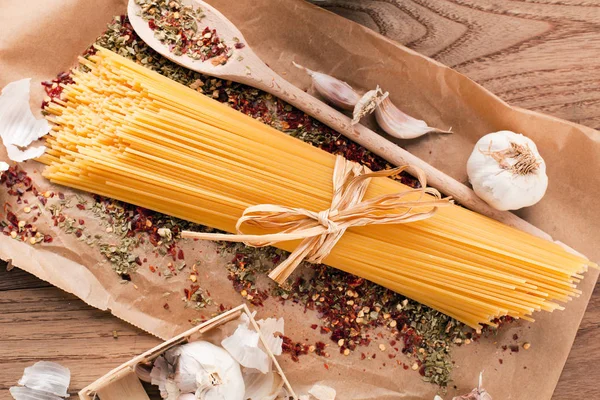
[1,0,599,399]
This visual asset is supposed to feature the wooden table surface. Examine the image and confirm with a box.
[2,0,599,399]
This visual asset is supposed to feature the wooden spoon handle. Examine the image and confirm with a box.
[243,63,552,241]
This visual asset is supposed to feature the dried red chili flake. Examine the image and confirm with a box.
[78,219,85,225]
[234,42,245,49]
[310,324,318,330]
[177,249,184,260]
[163,303,170,310]
[76,204,86,210]
[324,363,329,370]
[149,265,156,273]
[6,211,19,227]
[509,345,519,353]
[75,229,83,238]
[499,359,503,364]
[185,284,200,301]
[43,235,53,243]
[360,353,366,360]
[403,364,409,370]
[41,72,75,110]
[135,257,142,266]
[282,336,310,362]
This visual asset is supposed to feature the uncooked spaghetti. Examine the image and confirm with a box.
[40,48,594,330]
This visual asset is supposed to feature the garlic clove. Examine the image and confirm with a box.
[151,355,178,399]
[351,86,388,125]
[375,97,451,139]
[177,394,196,400]
[17,361,70,397]
[467,130,547,211]
[293,62,361,110]
[134,363,153,383]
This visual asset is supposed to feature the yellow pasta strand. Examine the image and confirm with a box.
[39,48,593,330]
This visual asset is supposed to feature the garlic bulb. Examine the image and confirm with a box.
[375,97,452,139]
[151,341,245,400]
[293,62,361,110]
[351,86,388,125]
[467,130,548,211]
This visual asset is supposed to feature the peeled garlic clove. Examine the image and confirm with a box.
[467,130,548,211]
[375,97,451,139]
[293,62,361,110]
[351,86,388,125]
[178,394,196,400]
[17,361,70,397]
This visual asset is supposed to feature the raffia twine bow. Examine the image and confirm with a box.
[182,156,451,284]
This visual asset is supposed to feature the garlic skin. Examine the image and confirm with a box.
[16,361,70,398]
[308,383,337,400]
[222,323,270,373]
[243,370,285,400]
[9,386,64,400]
[0,79,50,162]
[351,86,388,125]
[467,130,548,211]
[375,97,452,139]
[293,62,361,110]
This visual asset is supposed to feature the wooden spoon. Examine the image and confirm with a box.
[127,0,552,241]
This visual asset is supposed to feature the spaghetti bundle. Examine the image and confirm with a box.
[41,48,593,330]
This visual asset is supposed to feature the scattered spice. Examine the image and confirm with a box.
[29,15,518,389]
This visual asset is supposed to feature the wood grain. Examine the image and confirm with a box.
[2,1,599,399]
